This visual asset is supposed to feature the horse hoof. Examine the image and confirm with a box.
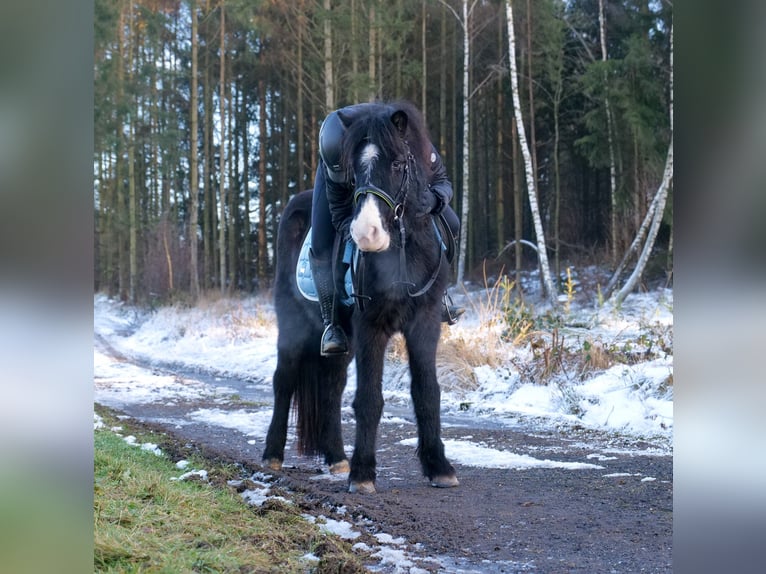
[329,460,350,474]
[264,458,283,472]
[348,481,376,494]
[430,474,459,488]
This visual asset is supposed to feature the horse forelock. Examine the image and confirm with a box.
[341,102,431,175]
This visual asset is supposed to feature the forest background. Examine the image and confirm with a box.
[93,0,674,304]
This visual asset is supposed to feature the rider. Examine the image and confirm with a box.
[310,102,463,356]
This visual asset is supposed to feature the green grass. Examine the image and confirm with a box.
[94,414,364,573]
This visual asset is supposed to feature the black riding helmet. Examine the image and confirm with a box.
[318,110,347,183]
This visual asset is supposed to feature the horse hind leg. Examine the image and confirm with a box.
[262,358,296,471]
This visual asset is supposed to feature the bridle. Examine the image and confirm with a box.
[352,149,413,218]
[351,145,444,300]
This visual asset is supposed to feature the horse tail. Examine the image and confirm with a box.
[293,354,323,456]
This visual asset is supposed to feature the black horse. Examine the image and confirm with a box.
[262,102,458,494]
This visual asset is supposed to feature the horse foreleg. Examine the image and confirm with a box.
[404,318,459,488]
[262,358,296,471]
[348,330,387,493]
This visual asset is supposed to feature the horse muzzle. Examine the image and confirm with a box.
[350,192,391,252]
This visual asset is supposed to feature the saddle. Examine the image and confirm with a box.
[296,232,356,306]
[296,213,456,305]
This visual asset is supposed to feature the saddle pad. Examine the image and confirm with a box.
[296,230,355,306]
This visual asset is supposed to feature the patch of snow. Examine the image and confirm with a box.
[400,438,603,470]
[171,469,208,481]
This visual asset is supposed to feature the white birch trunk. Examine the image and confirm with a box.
[599,0,618,267]
[456,0,470,285]
[612,138,672,305]
[611,22,673,306]
[505,0,557,306]
[603,179,660,299]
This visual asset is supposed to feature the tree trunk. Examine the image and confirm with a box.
[202,0,214,289]
[553,95,561,283]
[421,0,427,116]
[128,130,137,304]
[297,4,305,188]
[189,0,200,299]
[323,0,334,111]
[258,77,268,285]
[227,77,237,289]
[525,0,538,189]
[599,0,619,267]
[512,116,522,292]
[351,0,359,103]
[456,0,470,285]
[395,0,403,98]
[369,0,377,101]
[242,82,251,290]
[495,73,504,254]
[218,1,227,293]
[505,0,556,306]
[439,4,447,155]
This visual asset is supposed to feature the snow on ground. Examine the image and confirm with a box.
[401,438,604,471]
[94,281,673,447]
[94,280,672,573]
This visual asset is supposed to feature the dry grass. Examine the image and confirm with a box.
[385,333,484,393]
[383,268,532,393]
[172,293,277,342]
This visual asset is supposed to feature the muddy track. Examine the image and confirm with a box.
[96,359,672,573]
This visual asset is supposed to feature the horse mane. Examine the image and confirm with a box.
[340,101,432,171]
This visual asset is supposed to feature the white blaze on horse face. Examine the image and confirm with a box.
[350,194,391,252]
[350,142,391,252]
[359,142,379,177]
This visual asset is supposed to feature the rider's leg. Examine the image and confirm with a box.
[311,166,349,355]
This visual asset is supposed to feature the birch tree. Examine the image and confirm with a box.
[599,0,619,267]
[610,21,673,306]
[437,0,474,286]
[505,0,557,306]
[457,0,470,285]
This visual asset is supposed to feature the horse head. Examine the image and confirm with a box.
[341,102,432,253]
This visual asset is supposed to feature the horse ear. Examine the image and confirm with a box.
[337,110,354,128]
[390,110,409,137]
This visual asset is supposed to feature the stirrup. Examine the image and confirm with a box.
[321,324,348,356]
[441,292,464,325]
[442,305,465,325]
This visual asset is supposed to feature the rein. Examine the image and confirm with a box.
[352,150,443,300]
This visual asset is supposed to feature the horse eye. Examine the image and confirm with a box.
[391,160,403,171]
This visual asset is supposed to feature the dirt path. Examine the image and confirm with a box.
[96,359,672,573]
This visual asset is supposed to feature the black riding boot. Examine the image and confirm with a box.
[441,291,465,325]
[310,249,349,356]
